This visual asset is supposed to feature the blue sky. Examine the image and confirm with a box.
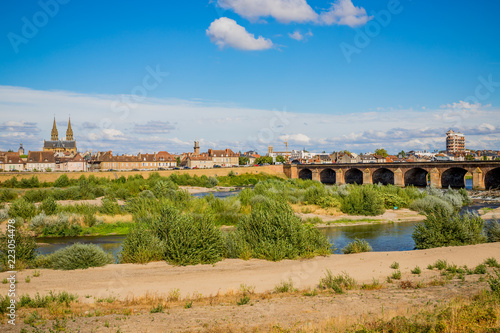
[0,0,499,154]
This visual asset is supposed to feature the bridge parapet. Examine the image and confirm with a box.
[283,161,500,190]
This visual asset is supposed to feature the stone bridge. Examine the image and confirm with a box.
[283,161,500,190]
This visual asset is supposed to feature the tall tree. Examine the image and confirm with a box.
[374,148,388,157]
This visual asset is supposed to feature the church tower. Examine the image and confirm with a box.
[51,117,58,141]
[66,117,74,141]
[194,141,200,155]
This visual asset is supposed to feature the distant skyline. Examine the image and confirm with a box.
[1,0,499,154]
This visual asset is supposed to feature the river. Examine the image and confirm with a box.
[35,182,498,258]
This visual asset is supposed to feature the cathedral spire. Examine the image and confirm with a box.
[66,117,74,141]
[51,117,58,141]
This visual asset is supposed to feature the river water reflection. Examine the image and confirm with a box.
[36,222,421,257]
[321,222,419,254]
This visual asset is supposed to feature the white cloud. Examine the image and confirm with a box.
[1,85,499,153]
[289,30,304,41]
[288,30,313,41]
[319,0,372,27]
[217,0,318,23]
[217,0,371,27]
[280,133,311,144]
[206,17,273,51]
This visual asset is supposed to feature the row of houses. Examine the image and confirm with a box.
[0,151,88,172]
[0,145,243,172]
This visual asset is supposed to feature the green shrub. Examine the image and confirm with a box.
[41,196,58,215]
[274,279,295,293]
[391,270,402,280]
[54,175,71,187]
[433,259,448,270]
[484,257,500,268]
[485,219,500,243]
[488,269,500,294]
[474,264,487,275]
[151,180,178,198]
[205,196,243,226]
[0,189,17,202]
[122,204,225,266]
[411,266,422,275]
[19,291,77,308]
[410,196,454,215]
[162,213,224,266]
[0,295,10,314]
[22,189,51,203]
[0,208,8,221]
[8,198,36,220]
[0,229,38,270]
[340,186,385,216]
[342,238,372,254]
[234,199,331,261]
[30,213,83,237]
[139,190,156,199]
[40,243,113,270]
[412,207,487,249]
[390,262,400,269]
[83,213,98,227]
[223,229,250,259]
[98,197,122,215]
[120,224,165,264]
[319,270,357,294]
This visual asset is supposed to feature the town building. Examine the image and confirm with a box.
[185,154,214,169]
[446,129,465,153]
[0,152,25,171]
[56,153,88,172]
[26,151,56,171]
[43,117,77,155]
[267,145,292,161]
[208,148,238,167]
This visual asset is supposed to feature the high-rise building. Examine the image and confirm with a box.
[446,129,465,153]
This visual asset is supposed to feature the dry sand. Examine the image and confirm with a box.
[178,186,239,194]
[1,243,499,332]
[299,208,426,227]
[2,243,498,301]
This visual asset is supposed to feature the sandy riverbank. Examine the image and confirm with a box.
[2,242,498,301]
[178,186,239,194]
[298,208,426,227]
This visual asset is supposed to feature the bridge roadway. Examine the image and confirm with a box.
[283,161,500,190]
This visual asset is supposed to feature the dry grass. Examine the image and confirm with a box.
[290,203,342,216]
[99,214,133,224]
[0,166,285,183]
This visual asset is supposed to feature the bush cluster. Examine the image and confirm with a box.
[340,185,385,216]
[342,238,372,254]
[29,213,86,237]
[412,206,486,249]
[227,199,332,261]
[0,230,38,270]
[121,203,224,266]
[37,243,113,270]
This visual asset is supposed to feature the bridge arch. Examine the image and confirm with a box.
[372,168,394,185]
[404,168,428,187]
[320,169,336,184]
[441,167,468,188]
[485,167,500,189]
[345,168,363,184]
[298,169,313,180]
